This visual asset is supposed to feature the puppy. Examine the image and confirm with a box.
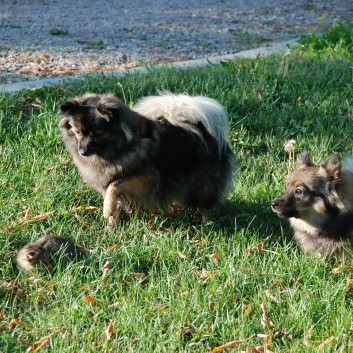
[59,92,236,225]
[17,235,84,272]
[271,150,353,259]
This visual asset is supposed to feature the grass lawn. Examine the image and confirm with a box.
[1,42,353,352]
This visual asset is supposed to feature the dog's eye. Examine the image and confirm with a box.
[295,188,303,195]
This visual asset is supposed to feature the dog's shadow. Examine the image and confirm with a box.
[118,198,289,243]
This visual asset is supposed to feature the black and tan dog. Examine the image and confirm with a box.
[271,150,353,259]
[59,92,236,225]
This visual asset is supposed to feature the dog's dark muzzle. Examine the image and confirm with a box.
[78,139,96,157]
[79,148,93,157]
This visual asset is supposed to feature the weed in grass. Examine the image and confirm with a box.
[284,139,296,175]
[85,41,105,50]
[49,28,69,36]
[300,20,353,56]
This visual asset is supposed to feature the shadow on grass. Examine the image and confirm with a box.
[115,198,292,245]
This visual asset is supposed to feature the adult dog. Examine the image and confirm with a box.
[59,92,236,225]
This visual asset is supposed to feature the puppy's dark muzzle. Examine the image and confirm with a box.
[271,199,281,211]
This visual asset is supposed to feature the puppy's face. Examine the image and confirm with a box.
[271,151,341,221]
[24,245,51,270]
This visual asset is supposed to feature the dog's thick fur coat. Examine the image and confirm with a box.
[59,93,236,224]
[271,151,353,259]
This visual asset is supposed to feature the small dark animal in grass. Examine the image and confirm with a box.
[17,235,84,272]
[59,92,236,225]
[271,150,353,259]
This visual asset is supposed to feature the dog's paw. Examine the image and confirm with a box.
[199,208,213,223]
[103,203,114,219]
[103,184,118,218]
[104,200,124,226]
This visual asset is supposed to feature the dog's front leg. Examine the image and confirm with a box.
[103,173,156,226]
[103,182,126,226]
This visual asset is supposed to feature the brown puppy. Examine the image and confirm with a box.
[271,150,353,259]
[17,235,84,272]
[59,92,236,225]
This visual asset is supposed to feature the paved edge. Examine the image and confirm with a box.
[0,39,298,93]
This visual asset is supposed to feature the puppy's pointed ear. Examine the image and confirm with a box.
[297,150,315,167]
[26,251,36,260]
[322,153,341,180]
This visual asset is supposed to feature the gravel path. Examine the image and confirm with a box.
[1,0,352,84]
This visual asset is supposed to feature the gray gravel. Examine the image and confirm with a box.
[1,0,352,83]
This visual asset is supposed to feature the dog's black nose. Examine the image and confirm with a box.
[78,148,92,157]
[271,200,280,209]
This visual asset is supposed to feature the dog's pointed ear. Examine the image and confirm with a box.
[97,98,129,121]
[60,100,79,113]
[297,150,315,167]
[322,153,341,180]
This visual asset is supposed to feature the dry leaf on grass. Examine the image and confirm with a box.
[212,339,244,352]
[17,207,31,223]
[31,330,57,351]
[332,264,352,274]
[74,214,90,227]
[106,320,116,341]
[108,244,122,250]
[265,290,283,304]
[10,318,20,331]
[244,243,264,254]
[209,253,220,264]
[178,251,188,259]
[257,334,272,346]
[260,302,274,332]
[246,346,275,353]
[74,205,99,211]
[132,272,147,280]
[300,327,313,347]
[318,336,334,351]
[18,210,55,225]
[85,295,97,306]
[102,260,110,285]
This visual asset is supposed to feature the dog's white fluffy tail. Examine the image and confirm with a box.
[133,92,230,151]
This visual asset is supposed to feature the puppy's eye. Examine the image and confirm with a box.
[295,188,303,195]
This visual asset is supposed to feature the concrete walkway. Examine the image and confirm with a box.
[0,39,297,93]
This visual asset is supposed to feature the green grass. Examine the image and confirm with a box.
[49,29,69,36]
[1,44,353,352]
[85,41,106,50]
